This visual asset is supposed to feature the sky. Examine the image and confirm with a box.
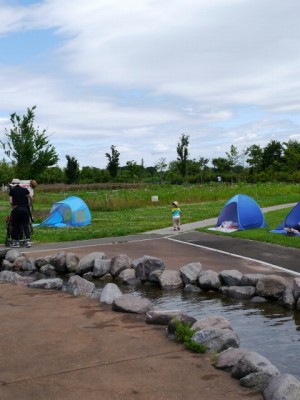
[0,0,300,169]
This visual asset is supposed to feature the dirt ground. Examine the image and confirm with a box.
[3,233,295,400]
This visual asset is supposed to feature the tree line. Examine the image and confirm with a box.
[1,106,300,185]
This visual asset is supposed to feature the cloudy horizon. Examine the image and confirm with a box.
[1,0,300,169]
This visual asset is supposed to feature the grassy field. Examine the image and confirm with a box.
[199,207,300,249]
[1,182,299,248]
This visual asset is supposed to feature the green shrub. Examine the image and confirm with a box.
[174,320,207,353]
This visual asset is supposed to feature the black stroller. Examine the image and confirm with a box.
[5,207,34,248]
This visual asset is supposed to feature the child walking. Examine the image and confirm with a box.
[171,201,181,231]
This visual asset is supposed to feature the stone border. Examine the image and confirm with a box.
[1,248,300,399]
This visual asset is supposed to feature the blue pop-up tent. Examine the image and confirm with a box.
[39,196,91,227]
[271,202,300,235]
[215,194,266,230]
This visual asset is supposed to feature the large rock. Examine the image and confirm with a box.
[251,296,268,303]
[100,283,123,304]
[149,269,163,283]
[167,314,197,338]
[75,252,107,275]
[292,278,300,301]
[192,316,233,332]
[21,257,36,272]
[117,269,139,285]
[50,252,68,274]
[132,255,165,282]
[5,249,21,263]
[184,284,201,293]
[192,326,240,353]
[93,259,111,278]
[110,254,132,277]
[240,372,273,390]
[280,287,296,309]
[66,275,95,297]
[158,270,183,290]
[145,310,184,325]
[35,256,52,270]
[231,351,280,379]
[12,256,27,271]
[28,278,63,290]
[241,273,266,286]
[0,270,35,286]
[215,347,248,371]
[220,269,243,286]
[225,286,256,300]
[0,270,21,283]
[179,262,202,285]
[40,264,57,277]
[0,248,9,259]
[256,275,290,300]
[1,259,13,270]
[262,373,300,400]
[112,293,153,314]
[198,269,221,291]
[65,253,80,273]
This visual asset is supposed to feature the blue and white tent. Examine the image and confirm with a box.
[39,196,91,227]
[215,194,266,230]
[271,202,300,235]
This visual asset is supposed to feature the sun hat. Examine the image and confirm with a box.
[11,178,21,185]
[172,201,179,207]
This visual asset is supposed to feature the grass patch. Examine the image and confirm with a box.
[199,207,300,249]
[174,320,207,353]
[0,182,299,247]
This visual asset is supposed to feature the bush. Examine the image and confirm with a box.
[174,319,207,353]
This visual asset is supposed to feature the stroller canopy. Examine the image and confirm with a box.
[216,194,266,230]
[39,196,91,227]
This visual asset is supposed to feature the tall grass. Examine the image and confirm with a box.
[27,182,300,211]
[0,182,299,246]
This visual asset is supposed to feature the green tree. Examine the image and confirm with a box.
[245,144,263,172]
[226,145,240,170]
[39,166,64,183]
[262,140,283,171]
[211,157,231,174]
[125,160,142,181]
[155,157,167,183]
[177,134,189,179]
[105,145,120,179]
[64,155,80,184]
[80,166,108,183]
[0,158,14,184]
[1,106,58,179]
[198,156,209,183]
[283,140,300,172]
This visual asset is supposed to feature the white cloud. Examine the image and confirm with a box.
[0,0,300,168]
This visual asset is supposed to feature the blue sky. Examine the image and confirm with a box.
[1,0,300,169]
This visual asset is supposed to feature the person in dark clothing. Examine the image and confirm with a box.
[8,179,33,248]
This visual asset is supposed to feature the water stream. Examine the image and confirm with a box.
[98,282,300,379]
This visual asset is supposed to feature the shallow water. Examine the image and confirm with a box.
[107,283,300,379]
